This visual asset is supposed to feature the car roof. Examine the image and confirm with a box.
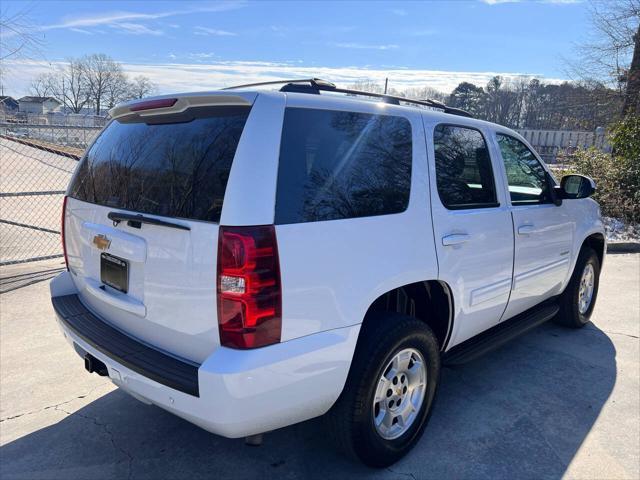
[112,88,523,140]
[275,89,517,135]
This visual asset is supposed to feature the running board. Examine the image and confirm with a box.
[443,301,559,366]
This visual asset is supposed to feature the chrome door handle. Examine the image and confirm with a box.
[517,225,536,235]
[442,234,471,246]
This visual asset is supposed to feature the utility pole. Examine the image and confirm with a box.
[62,76,68,113]
[384,78,389,94]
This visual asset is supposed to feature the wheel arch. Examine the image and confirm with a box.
[360,280,454,352]
[561,230,605,295]
[582,232,605,266]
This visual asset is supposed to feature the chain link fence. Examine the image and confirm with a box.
[0,123,102,266]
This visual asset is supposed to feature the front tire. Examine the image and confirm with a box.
[326,313,440,467]
[554,247,601,328]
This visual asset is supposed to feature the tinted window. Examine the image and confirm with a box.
[433,125,497,209]
[68,106,250,222]
[497,134,551,205]
[275,108,412,224]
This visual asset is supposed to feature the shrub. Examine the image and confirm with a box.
[571,114,640,223]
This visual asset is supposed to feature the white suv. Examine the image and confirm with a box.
[50,79,605,467]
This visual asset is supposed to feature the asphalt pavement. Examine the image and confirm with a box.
[1,254,638,479]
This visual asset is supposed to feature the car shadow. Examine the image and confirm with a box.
[0,321,616,480]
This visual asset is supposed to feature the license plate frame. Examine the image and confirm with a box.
[100,253,129,293]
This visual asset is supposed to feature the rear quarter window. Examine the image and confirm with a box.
[68,105,250,223]
[275,107,412,224]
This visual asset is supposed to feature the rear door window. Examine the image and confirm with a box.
[68,106,251,223]
[275,108,412,224]
[433,124,498,210]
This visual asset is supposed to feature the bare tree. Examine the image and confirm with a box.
[53,60,90,113]
[29,73,55,97]
[79,53,124,115]
[0,6,43,62]
[569,0,640,114]
[401,86,447,103]
[26,53,156,113]
[484,76,523,125]
[0,5,44,94]
[128,76,156,99]
[346,80,447,103]
[447,75,623,130]
[348,80,384,94]
[105,70,130,109]
[30,61,90,113]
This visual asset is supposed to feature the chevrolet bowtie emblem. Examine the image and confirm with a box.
[92,234,111,251]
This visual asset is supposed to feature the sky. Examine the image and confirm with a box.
[1,0,591,97]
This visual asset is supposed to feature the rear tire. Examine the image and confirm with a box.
[326,313,440,468]
[554,247,600,328]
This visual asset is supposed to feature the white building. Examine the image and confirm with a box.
[17,96,63,114]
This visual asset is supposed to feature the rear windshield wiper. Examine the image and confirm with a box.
[108,212,191,231]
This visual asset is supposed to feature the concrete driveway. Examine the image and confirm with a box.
[1,254,638,479]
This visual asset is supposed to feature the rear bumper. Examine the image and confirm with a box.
[53,294,200,396]
[50,271,360,438]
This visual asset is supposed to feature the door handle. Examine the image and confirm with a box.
[517,225,536,235]
[442,234,471,246]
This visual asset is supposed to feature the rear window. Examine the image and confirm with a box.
[275,108,412,224]
[68,105,250,223]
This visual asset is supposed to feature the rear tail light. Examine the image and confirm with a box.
[61,195,69,270]
[217,225,282,349]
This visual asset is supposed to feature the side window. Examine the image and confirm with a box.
[433,124,497,210]
[275,108,412,224]
[497,134,551,205]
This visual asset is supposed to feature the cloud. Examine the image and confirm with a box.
[330,42,399,51]
[111,23,164,36]
[479,0,521,4]
[193,26,237,36]
[42,11,171,30]
[391,8,408,16]
[2,59,567,98]
[69,28,93,35]
[36,2,246,33]
[188,52,217,61]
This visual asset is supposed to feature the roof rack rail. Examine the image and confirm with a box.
[222,78,336,91]
[223,78,473,118]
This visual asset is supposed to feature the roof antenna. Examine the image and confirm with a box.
[384,78,389,94]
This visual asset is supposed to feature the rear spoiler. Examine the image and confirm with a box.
[109,92,256,120]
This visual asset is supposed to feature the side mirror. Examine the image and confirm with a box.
[560,174,596,199]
